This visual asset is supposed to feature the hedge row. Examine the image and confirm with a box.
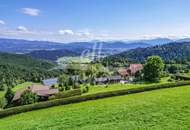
[49,89,82,100]
[1,81,190,118]
[175,74,190,80]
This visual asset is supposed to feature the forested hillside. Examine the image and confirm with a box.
[0,52,55,69]
[27,49,80,61]
[101,42,190,66]
[0,52,60,90]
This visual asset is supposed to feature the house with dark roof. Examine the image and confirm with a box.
[12,85,59,102]
[95,77,109,84]
[95,75,122,84]
[108,75,122,83]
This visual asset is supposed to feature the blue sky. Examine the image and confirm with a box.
[0,0,190,42]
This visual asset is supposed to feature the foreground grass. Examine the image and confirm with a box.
[0,85,190,130]
[86,77,171,95]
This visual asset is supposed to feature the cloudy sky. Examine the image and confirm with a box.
[1,0,190,42]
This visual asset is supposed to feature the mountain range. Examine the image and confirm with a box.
[0,38,189,61]
[0,38,151,54]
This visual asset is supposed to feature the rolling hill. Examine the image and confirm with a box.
[0,38,153,61]
[27,41,150,61]
[0,52,55,69]
[0,38,150,53]
[0,52,58,89]
[0,38,186,62]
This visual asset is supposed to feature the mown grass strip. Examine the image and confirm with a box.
[1,81,190,118]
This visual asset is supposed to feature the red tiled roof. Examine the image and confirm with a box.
[118,68,129,76]
[129,64,143,74]
[118,64,143,76]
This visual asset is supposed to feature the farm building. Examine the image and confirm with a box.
[12,85,59,101]
[118,64,143,77]
[95,77,109,84]
[95,75,122,84]
[108,75,122,83]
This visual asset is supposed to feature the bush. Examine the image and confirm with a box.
[58,85,64,91]
[82,86,89,93]
[51,85,55,89]
[65,85,71,91]
[4,87,14,105]
[1,81,190,118]
[0,98,7,109]
[168,78,174,82]
[73,82,80,89]
[20,90,39,105]
[184,69,189,73]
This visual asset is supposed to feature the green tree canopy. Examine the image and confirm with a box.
[20,90,39,105]
[4,87,14,105]
[58,74,70,85]
[143,56,164,82]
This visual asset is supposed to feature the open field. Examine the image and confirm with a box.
[57,56,92,64]
[86,77,171,95]
[1,85,190,130]
[12,82,34,92]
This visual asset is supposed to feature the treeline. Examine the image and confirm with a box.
[100,42,190,66]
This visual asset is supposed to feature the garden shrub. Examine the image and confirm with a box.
[82,87,89,93]
[0,98,7,109]
[20,90,39,105]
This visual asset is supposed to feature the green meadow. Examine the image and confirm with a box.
[85,77,171,95]
[1,85,190,130]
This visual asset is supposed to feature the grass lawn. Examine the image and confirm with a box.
[57,56,91,64]
[1,85,190,130]
[12,82,34,92]
[85,77,171,95]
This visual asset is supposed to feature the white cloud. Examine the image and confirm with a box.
[17,26,28,32]
[59,29,74,35]
[77,31,91,37]
[20,8,40,16]
[0,20,5,25]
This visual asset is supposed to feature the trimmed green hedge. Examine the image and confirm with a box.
[1,81,190,118]
[175,74,190,80]
[49,89,82,100]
